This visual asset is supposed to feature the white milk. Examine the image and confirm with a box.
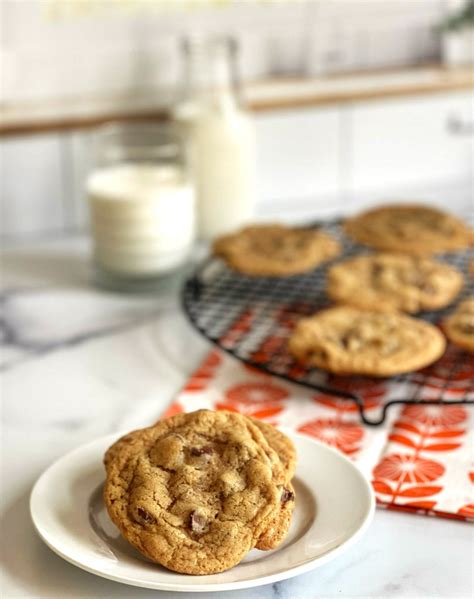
[87,163,195,277]
[192,100,256,240]
[174,36,257,241]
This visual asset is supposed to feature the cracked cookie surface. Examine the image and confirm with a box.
[344,204,472,255]
[213,224,341,276]
[288,306,446,376]
[103,410,289,574]
[444,297,474,353]
[327,253,463,313]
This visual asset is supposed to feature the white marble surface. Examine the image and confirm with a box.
[1,236,473,599]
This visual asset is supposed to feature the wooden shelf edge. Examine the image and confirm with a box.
[1,67,472,138]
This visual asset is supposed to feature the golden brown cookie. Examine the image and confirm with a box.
[327,253,463,314]
[250,418,296,550]
[344,204,472,255]
[103,410,291,575]
[213,224,341,276]
[142,413,297,554]
[255,482,295,550]
[288,306,446,377]
[251,418,296,479]
[443,297,474,353]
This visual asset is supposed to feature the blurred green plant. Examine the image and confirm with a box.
[438,0,474,32]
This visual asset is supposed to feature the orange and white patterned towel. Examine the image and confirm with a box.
[163,348,474,523]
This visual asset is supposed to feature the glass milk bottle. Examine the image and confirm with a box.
[174,36,256,241]
[87,124,195,290]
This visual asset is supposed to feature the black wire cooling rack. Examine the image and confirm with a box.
[182,219,474,425]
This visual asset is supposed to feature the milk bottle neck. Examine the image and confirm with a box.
[180,35,243,117]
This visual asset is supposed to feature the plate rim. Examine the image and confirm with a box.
[30,431,375,593]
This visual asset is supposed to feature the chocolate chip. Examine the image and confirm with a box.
[190,445,213,457]
[341,333,361,352]
[341,334,351,349]
[137,508,155,524]
[372,263,384,277]
[281,488,295,504]
[189,511,208,534]
[458,322,474,334]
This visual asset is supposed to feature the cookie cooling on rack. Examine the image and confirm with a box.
[327,253,463,313]
[344,204,472,255]
[213,223,341,276]
[103,410,296,575]
[288,306,446,377]
[443,297,474,353]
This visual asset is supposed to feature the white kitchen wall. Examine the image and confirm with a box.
[2,0,472,242]
[1,134,67,237]
[255,107,341,203]
[1,0,307,104]
[1,0,452,107]
[305,0,444,75]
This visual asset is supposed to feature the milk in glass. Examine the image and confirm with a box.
[87,125,195,287]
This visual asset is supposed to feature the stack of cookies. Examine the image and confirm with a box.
[213,204,473,376]
[104,410,296,575]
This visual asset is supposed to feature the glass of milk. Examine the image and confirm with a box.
[87,123,195,290]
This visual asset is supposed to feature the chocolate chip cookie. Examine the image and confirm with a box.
[213,224,341,276]
[327,253,463,313]
[255,481,295,550]
[103,410,292,574]
[344,204,472,255]
[443,297,474,353]
[251,418,296,479]
[288,306,446,376]
[251,418,296,550]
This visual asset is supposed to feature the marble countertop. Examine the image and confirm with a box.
[1,235,473,599]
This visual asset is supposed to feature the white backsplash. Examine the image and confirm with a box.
[1,0,452,105]
[305,1,443,76]
[2,0,471,242]
[1,134,67,237]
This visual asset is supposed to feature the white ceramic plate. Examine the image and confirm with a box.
[30,431,375,593]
